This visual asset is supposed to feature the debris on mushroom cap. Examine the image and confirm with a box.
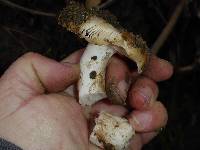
[58,0,121,33]
[90,112,134,150]
[58,0,149,73]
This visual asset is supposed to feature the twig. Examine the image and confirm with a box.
[178,57,200,72]
[152,0,187,54]
[98,0,118,9]
[178,64,195,72]
[0,0,56,17]
[1,26,27,50]
[152,0,167,24]
[2,26,40,41]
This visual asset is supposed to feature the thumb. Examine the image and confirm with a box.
[0,52,80,99]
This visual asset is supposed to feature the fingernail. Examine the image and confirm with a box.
[129,116,141,129]
[159,59,174,77]
[135,87,153,107]
[106,79,125,105]
[129,113,152,131]
[106,79,122,105]
[117,73,131,99]
[117,80,129,98]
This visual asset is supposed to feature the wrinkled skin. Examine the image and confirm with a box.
[0,50,173,150]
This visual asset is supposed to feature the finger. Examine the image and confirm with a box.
[129,131,158,149]
[128,101,168,132]
[129,134,143,150]
[61,49,84,97]
[140,131,158,145]
[91,100,128,117]
[128,77,158,110]
[62,49,84,63]
[0,52,80,98]
[126,131,158,149]
[143,55,173,82]
[106,56,132,105]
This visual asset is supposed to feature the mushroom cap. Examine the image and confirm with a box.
[58,0,150,73]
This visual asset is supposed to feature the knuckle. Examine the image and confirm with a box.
[22,52,38,59]
[13,52,40,69]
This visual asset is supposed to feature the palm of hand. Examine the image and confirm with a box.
[0,93,89,150]
[0,53,90,150]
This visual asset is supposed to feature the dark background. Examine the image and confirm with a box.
[0,0,200,149]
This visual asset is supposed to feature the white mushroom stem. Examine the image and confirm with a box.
[90,112,134,150]
[79,44,116,106]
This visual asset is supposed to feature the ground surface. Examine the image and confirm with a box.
[0,0,200,149]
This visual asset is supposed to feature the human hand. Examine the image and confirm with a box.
[0,50,173,150]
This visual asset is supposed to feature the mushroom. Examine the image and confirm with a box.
[58,1,149,149]
[90,112,134,150]
[58,0,149,106]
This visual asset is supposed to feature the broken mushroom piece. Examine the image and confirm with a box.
[58,1,149,106]
[90,112,134,150]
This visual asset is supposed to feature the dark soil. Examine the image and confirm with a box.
[0,0,200,149]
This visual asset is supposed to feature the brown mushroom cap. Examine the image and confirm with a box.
[58,0,150,73]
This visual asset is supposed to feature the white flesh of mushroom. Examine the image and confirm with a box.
[90,112,134,150]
